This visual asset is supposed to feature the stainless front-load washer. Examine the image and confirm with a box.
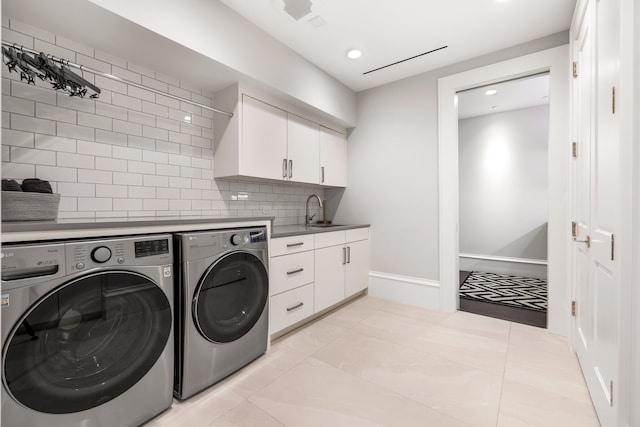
[1,234,174,427]
[173,227,268,400]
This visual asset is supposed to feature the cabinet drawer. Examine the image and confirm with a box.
[346,227,369,242]
[270,283,314,334]
[314,230,345,249]
[271,234,315,256]
[270,251,314,295]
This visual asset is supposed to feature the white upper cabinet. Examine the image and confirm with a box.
[213,83,346,187]
[287,114,320,184]
[319,126,347,187]
[241,95,288,180]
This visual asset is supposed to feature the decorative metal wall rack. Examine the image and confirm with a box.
[1,41,233,118]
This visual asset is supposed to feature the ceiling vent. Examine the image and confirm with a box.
[283,0,313,20]
[363,45,448,75]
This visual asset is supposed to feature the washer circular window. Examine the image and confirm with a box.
[193,252,268,343]
[3,271,172,414]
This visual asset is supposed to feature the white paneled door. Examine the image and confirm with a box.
[572,0,621,425]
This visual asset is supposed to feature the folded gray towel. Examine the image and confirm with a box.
[21,178,53,193]
[2,179,23,191]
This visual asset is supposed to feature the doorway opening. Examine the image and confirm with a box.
[437,45,571,337]
[456,73,550,328]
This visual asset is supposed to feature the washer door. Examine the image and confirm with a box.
[193,252,268,343]
[3,271,171,414]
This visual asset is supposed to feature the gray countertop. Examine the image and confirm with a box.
[1,216,275,243]
[1,216,369,243]
[271,224,370,238]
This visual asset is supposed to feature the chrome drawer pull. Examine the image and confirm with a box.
[286,242,304,248]
[286,268,304,275]
[286,302,304,312]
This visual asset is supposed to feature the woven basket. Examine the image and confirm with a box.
[2,191,61,221]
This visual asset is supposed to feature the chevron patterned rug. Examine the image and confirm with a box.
[459,271,547,312]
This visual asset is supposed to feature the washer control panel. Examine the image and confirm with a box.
[66,235,172,272]
[134,239,170,258]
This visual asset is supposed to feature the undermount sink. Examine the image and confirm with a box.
[307,223,344,228]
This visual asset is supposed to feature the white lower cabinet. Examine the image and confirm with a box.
[314,244,346,312]
[314,228,370,312]
[270,228,370,336]
[269,235,316,335]
[345,238,370,297]
[270,283,314,334]
[270,251,314,296]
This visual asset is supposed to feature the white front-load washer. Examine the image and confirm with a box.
[1,234,174,427]
[173,226,268,400]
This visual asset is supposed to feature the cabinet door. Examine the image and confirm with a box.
[314,245,345,312]
[241,95,287,180]
[345,239,370,297]
[288,114,320,184]
[319,127,347,187]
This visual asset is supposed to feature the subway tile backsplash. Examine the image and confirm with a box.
[1,19,323,226]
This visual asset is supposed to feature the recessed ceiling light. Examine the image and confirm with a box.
[184,115,192,123]
[347,49,362,59]
[485,89,498,96]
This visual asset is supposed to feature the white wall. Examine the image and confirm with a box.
[1,19,323,225]
[458,105,549,261]
[84,0,357,127]
[328,32,568,282]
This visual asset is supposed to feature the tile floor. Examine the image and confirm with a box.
[146,296,600,427]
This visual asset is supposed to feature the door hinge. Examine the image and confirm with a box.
[612,87,616,114]
[571,221,578,237]
[572,61,578,78]
[611,234,615,261]
[571,300,577,316]
[572,141,578,158]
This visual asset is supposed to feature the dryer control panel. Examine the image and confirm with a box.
[177,227,268,261]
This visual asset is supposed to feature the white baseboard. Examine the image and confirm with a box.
[368,271,441,311]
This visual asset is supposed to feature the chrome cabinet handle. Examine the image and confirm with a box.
[286,268,304,275]
[289,159,293,178]
[283,158,287,178]
[286,302,304,312]
[343,247,347,265]
[286,242,304,248]
[321,166,325,183]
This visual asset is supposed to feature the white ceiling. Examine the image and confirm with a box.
[219,0,575,92]
[457,73,549,119]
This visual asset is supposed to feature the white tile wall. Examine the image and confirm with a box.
[1,19,323,225]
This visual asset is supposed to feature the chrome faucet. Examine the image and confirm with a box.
[305,194,323,226]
